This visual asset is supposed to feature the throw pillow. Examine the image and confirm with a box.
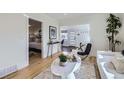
[112,58,124,74]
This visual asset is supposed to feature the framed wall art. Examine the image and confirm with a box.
[49,26,57,39]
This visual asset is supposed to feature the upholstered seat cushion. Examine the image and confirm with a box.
[104,62,124,79]
[77,52,86,55]
[112,58,124,74]
[104,62,116,74]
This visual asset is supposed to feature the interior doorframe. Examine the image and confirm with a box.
[27,17,43,63]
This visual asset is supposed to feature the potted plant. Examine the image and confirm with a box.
[106,14,122,52]
[59,54,67,66]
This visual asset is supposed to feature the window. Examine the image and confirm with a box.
[60,24,90,47]
[61,30,68,40]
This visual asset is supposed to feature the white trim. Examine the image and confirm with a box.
[26,15,29,67]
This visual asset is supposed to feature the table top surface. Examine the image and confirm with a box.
[51,56,81,76]
[48,41,60,44]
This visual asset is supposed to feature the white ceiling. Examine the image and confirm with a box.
[46,13,93,21]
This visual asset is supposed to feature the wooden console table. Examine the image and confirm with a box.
[47,41,60,57]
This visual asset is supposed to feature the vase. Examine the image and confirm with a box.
[59,62,66,66]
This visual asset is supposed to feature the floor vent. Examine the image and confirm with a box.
[0,64,17,78]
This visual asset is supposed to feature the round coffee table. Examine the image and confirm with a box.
[51,55,81,79]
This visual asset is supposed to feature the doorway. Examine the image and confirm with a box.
[28,18,42,64]
[60,24,90,52]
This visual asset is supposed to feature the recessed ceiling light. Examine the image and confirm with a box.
[23,14,29,18]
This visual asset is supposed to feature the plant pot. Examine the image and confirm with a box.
[59,62,66,66]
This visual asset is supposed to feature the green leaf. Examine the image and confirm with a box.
[107,36,112,41]
[115,40,121,45]
[113,30,119,35]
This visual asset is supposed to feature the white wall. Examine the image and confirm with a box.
[117,14,124,51]
[0,13,59,70]
[0,14,28,69]
[60,13,124,56]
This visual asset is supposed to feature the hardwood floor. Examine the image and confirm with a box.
[3,52,62,79]
[2,51,98,79]
[29,53,41,64]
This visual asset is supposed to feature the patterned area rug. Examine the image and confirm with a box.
[34,61,96,79]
